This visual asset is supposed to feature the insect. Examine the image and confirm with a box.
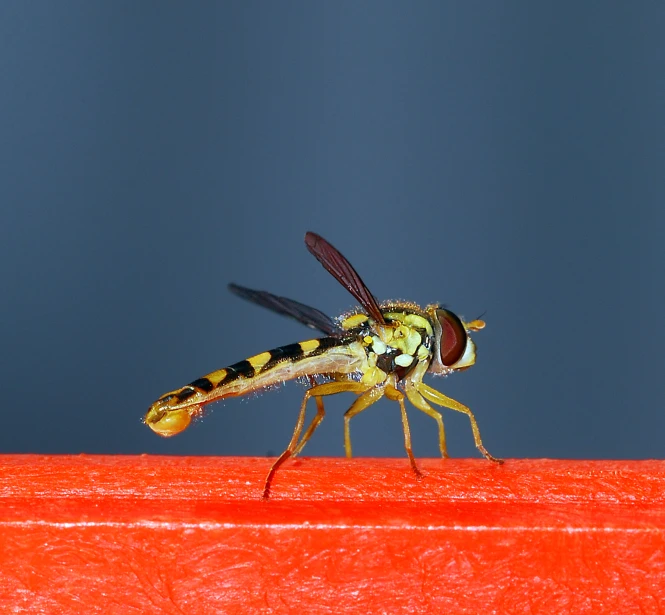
[145,232,502,498]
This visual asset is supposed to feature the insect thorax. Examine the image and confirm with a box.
[339,305,435,386]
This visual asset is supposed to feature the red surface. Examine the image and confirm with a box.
[1,456,664,614]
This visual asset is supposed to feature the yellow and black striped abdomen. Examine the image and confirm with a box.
[145,336,363,437]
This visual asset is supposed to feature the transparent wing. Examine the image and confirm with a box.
[228,283,342,336]
[304,232,386,324]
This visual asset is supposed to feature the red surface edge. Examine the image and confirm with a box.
[1,455,664,614]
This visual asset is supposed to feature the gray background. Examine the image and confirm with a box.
[2,3,663,462]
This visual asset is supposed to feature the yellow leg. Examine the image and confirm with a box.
[404,387,448,459]
[292,374,359,456]
[343,386,385,459]
[385,384,423,479]
[292,395,325,456]
[417,383,503,463]
[263,380,368,499]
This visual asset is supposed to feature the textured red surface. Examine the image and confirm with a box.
[0,456,664,614]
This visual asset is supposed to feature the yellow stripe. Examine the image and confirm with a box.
[383,312,434,336]
[299,339,321,353]
[404,314,434,336]
[248,351,272,372]
[206,369,228,387]
[341,314,368,329]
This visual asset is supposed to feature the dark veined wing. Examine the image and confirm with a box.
[304,232,386,325]
[228,283,342,336]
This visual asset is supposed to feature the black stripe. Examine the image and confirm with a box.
[175,387,198,402]
[262,343,305,372]
[261,337,346,372]
[189,377,214,393]
[200,359,257,391]
[226,359,255,380]
[313,337,344,353]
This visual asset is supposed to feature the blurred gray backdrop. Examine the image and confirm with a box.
[1,2,663,462]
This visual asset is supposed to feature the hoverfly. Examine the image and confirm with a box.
[145,232,502,498]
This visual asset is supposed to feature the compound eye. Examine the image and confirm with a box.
[437,309,467,366]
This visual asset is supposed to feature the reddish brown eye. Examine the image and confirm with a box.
[437,309,467,366]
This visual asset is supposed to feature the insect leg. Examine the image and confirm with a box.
[404,386,448,459]
[292,395,324,457]
[385,384,423,479]
[416,383,503,463]
[263,380,367,499]
[292,374,354,456]
[343,386,385,459]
